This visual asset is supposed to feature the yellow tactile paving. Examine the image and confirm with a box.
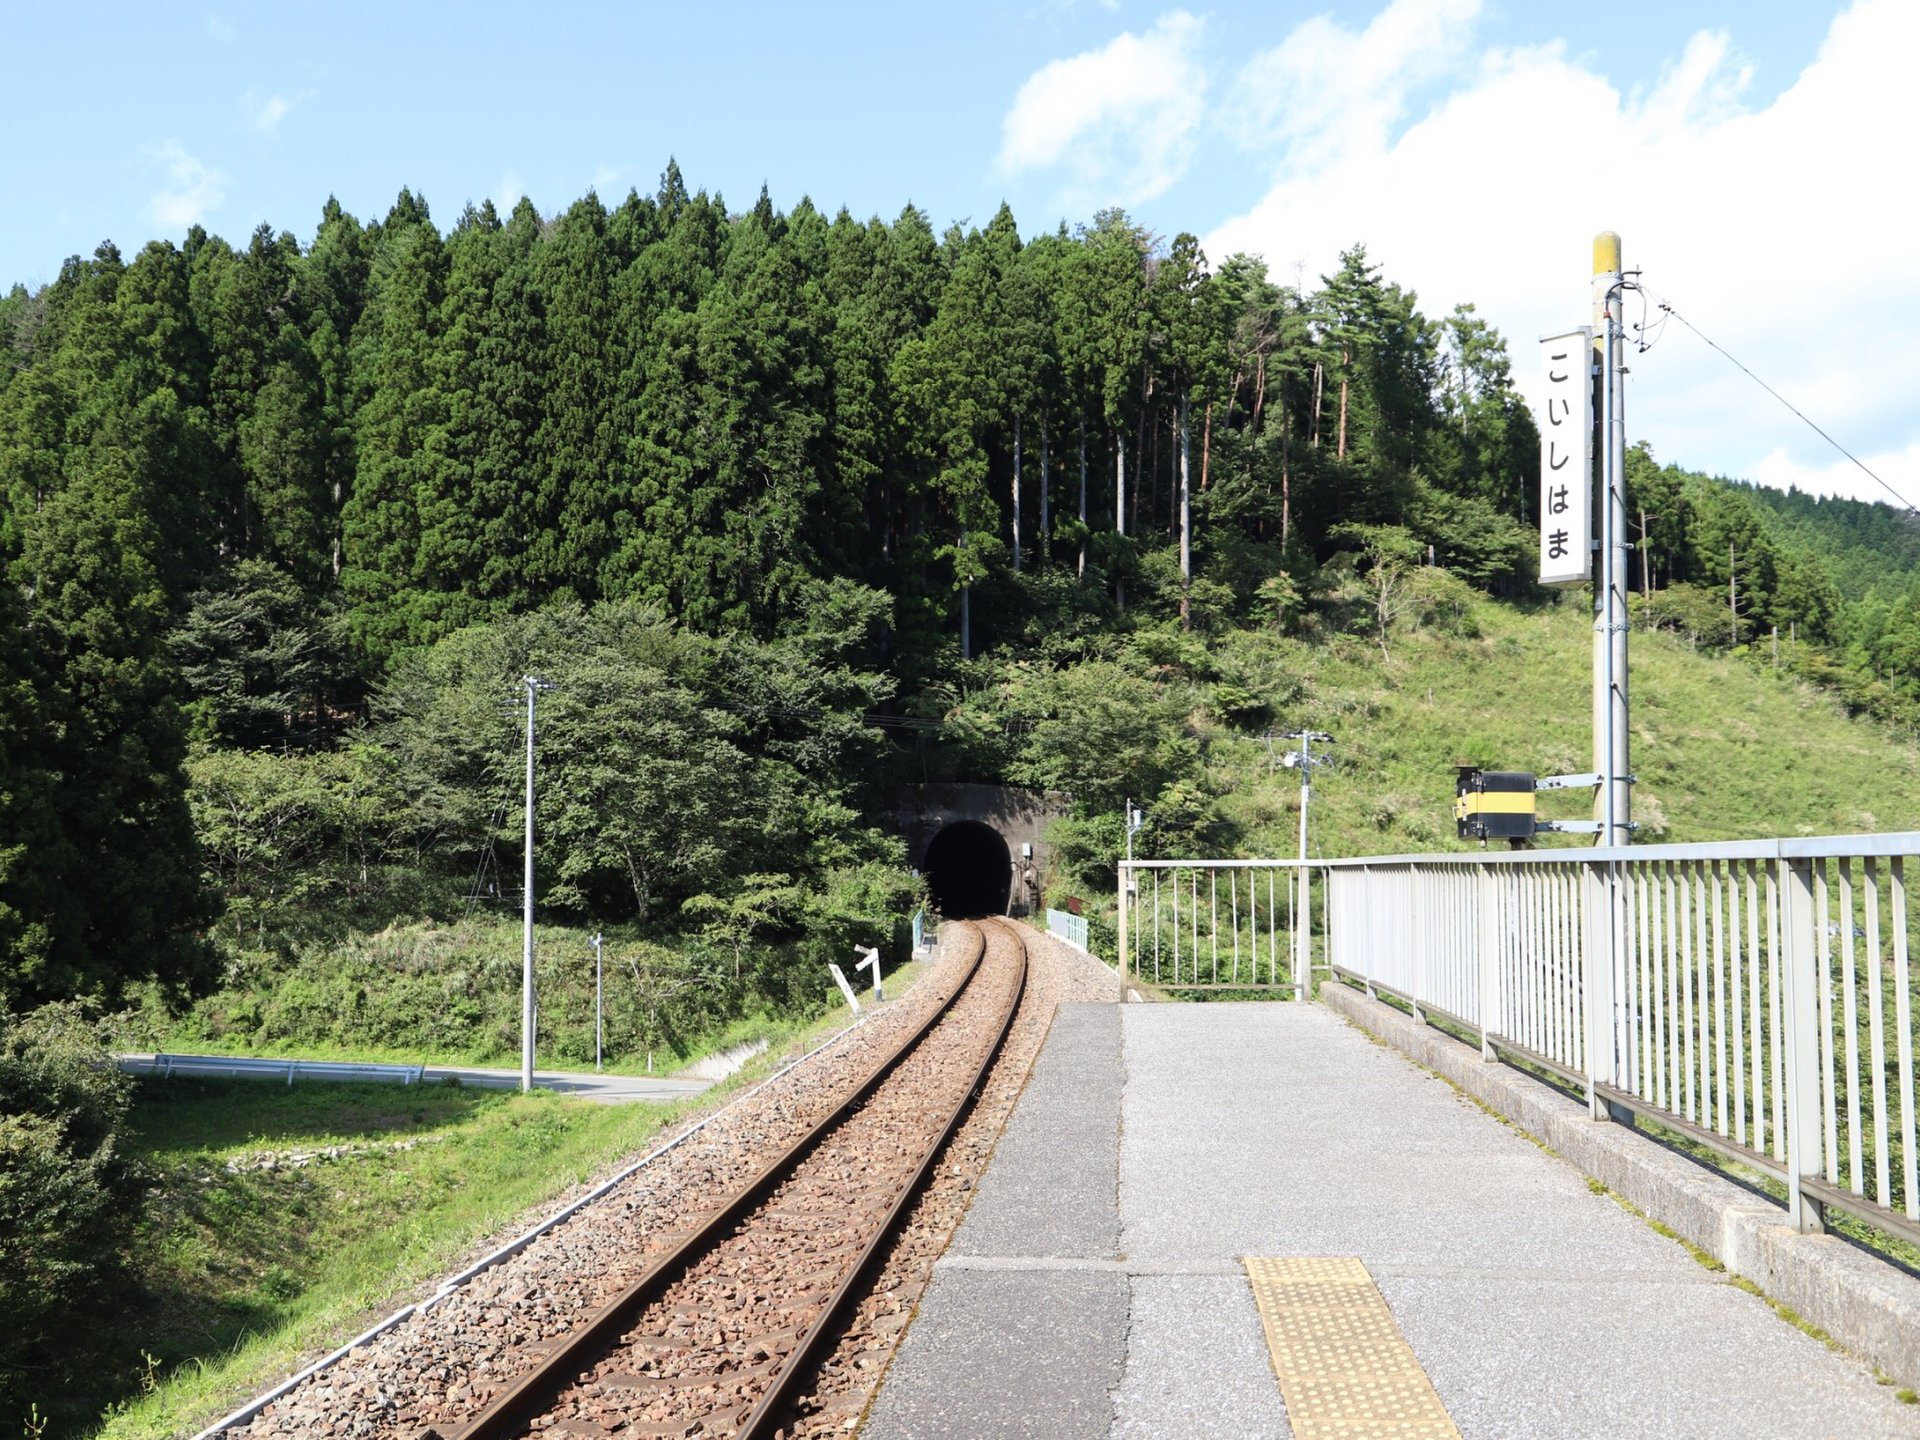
[1243,1255,1461,1440]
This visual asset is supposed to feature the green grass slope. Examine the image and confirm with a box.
[1209,594,1920,861]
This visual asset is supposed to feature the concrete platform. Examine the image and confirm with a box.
[864,1002,1920,1439]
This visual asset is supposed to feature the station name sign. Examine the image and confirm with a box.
[1538,328,1592,588]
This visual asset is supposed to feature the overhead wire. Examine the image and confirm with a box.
[1637,284,1916,517]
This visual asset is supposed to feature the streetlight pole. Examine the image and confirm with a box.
[521,675,553,1094]
[1118,799,1144,987]
[1281,731,1333,1002]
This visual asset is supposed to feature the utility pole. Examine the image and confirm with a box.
[521,675,553,1093]
[1592,233,1631,849]
[592,932,604,1073]
[1280,731,1333,1002]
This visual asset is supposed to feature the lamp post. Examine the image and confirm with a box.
[1279,731,1333,1002]
[1117,800,1145,985]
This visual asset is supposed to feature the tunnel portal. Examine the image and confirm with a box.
[924,820,1013,918]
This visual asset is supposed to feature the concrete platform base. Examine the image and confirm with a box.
[863,1001,1920,1439]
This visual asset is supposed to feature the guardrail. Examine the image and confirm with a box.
[1321,833,1920,1246]
[1045,908,1090,952]
[1117,860,1318,994]
[121,1053,427,1086]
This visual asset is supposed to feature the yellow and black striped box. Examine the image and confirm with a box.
[1454,769,1536,841]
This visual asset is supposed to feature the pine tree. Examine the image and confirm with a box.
[339,191,447,663]
[1151,232,1212,625]
[603,183,726,615]
[0,246,219,1001]
[529,193,617,603]
[0,574,58,998]
[296,198,374,583]
[412,199,519,637]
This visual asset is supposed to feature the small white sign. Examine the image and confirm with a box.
[828,963,861,1014]
[1538,329,1593,588]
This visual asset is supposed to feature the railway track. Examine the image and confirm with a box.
[425,917,1027,1440]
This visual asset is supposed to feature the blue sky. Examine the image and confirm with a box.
[3,0,1909,505]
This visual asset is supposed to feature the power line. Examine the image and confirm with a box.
[1641,290,1916,517]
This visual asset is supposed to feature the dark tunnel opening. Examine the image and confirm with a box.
[924,821,1012,918]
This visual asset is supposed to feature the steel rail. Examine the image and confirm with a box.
[735,917,1028,1438]
[445,919,1019,1440]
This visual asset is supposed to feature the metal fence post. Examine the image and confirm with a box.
[1408,864,1426,1024]
[1297,864,1312,1002]
[1583,861,1615,1121]
[1478,864,1499,1061]
[1361,865,1377,1000]
[1783,853,1827,1233]
[1311,865,1325,999]
[1117,862,1130,990]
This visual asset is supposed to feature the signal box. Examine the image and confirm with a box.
[1454,768,1537,842]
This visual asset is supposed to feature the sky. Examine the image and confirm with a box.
[1,0,1910,508]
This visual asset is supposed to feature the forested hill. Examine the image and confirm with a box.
[2,162,1917,1013]
[0,168,1542,666]
[0,165,1542,1006]
[1738,481,1920,605]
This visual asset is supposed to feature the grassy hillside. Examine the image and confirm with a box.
[1200,594,1920,864]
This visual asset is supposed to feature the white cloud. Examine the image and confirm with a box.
[1205,0,1919,502]
[244,89,313,137]
[1750,441,1920,510]
[493,169,526,211]
[998,11,1207,207]
[143,141,227,230]
[206,13,234,41]
[1224,0,1482,161]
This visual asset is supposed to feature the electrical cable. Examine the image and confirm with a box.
[1641,286,1916,517]
[1627,280,1669,353]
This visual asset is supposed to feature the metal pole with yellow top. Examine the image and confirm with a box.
[1591,232,1630,847]
[1589,233,1631,1120]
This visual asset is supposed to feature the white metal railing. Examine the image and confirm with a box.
[1045,908,1090,952]
[1117,860,1318,995]
[1321,833,1920,1245]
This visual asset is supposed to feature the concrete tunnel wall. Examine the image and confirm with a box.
[886,783,1071,920]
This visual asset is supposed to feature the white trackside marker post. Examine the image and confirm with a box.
[829,963,861,1015]
[855,945,883,1002]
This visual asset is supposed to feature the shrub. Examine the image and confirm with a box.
[0,1003,146,1427]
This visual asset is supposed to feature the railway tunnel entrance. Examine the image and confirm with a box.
[886,783,1070,920]
[924,820,1012,918]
